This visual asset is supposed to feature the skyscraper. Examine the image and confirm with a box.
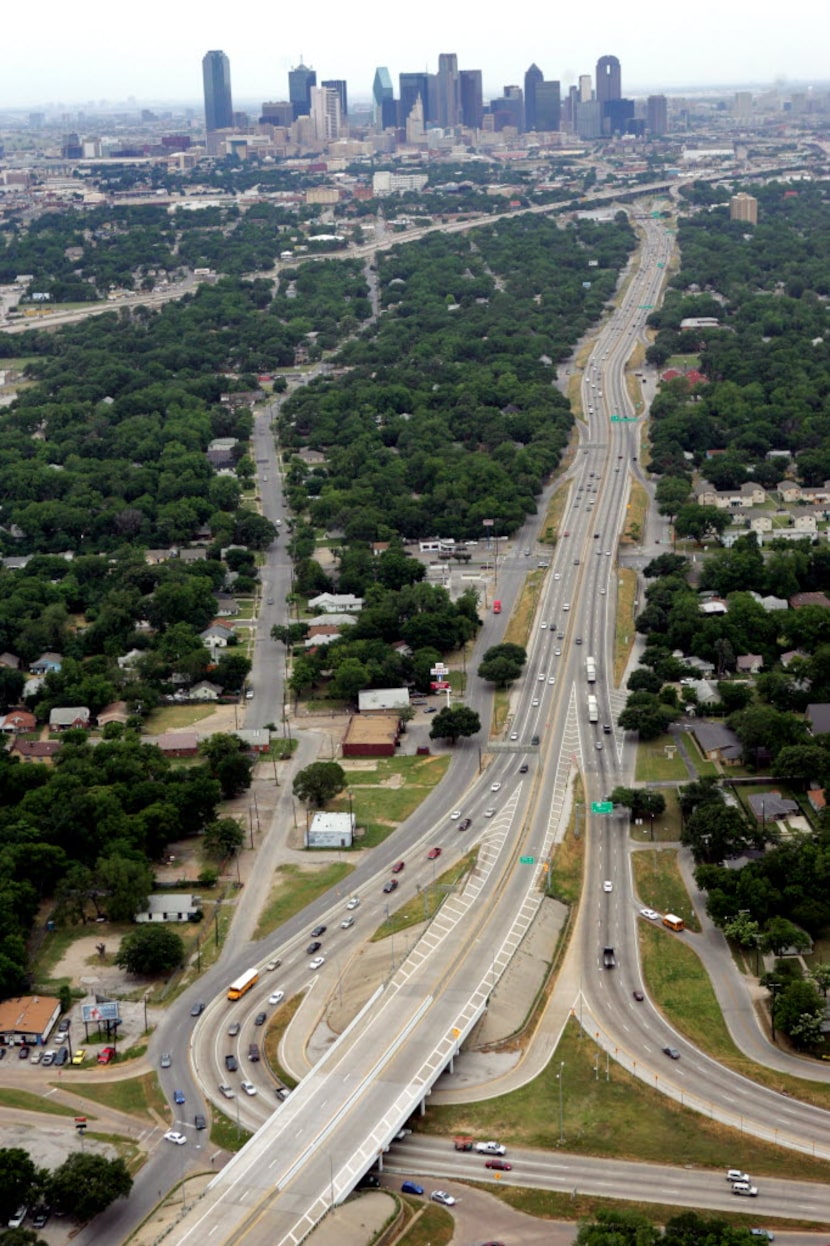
[436,53,460,128]
[646,94,668,135]
[322,80,348,120]
[289,61,316,120]
[459,69,483,129]
[202,50,233,132]
[372,67,396,128]
[578,74,592,103]
[400,72,430,127]
[310,86,341,142]
[595,55,621,104]
[730,192,758,224]
[524,63,544,131]
[535,81,561,132]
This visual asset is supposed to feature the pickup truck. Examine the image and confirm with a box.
[603,946,616,969]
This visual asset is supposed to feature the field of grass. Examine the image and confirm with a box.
[68,1070,167,1122]
[682,732,719,777]
[142,704,218,733]
[421,1018,829,1181]
[629,789,683,843]
[666,354,701,370]
[333,754,451,832]
[634,736,690,783]
[550,784,586,906]
[540,481,571,547]
[631,848,701,932]
[394,1201,453,1246]
[263,994,302,1088]
[612,568,638,687]
[253,862,353,940]
[0,1087,78,1117]
[210,1105,252,1152]
[371,851,478,939]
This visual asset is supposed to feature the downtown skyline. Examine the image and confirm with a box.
[2,0,829,109]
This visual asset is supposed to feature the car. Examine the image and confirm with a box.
[573,557,580,565]
[475,1141,506,1155]
[548,676,555,685]
[726,1170,750,1184]
[307,941,322,954]
[458,817,472,831]
[401,1181,424,1196]
[309,956,325,970]
[347,896,360,909]
[254,1012,267,1026]
[603,880,612,892]
[341,916,355,928]
[0,1048,6,1060]
[227,1022,241,1037]
[219,1083,235,1099]
[563,530,570,537]
[17,1046,28,1060]
[484,807,496,818]
[245,688,255,699]
[7,1207,27,1230]
[424,706,437,714]
[240,1081,257,1096]
[556,632,564,640]
[531,734,540,746]
[30,1051,43,1065]
[541,622,547,629]
[532,698,540,707]
[732,1183,758,1197]
[194,1113,207,1130]
[190,1002,205,1017]
[554,572,561,581]
[519,762,529,773]
[490,782,502,792]
[71,1048,86,1065]
[160,1052,172,1068]
[510,731,519,740]
[427,847,442,860]
[563,602,570,611]
[266,958,282,972]
[431,1191,457,1206]
[537,673,545,682]
[749,1231,774,1241]
[31,1210,50,1230]
[358,1174,381,1189]
[383,879,399,893]
[594,532,601,539]
[632,990,645,1002]
[485,1158,513,1171]
[640,908,659,920]
[275,1086,291,1100]
[173,1089,186,1104]
[310,925,327,938]
[554,648,561,657]
[603,723,612,734]
[164,1131,187,1145]
[54,1047,69,1066]
[595,740,603,750]
[450,811,462,820]
[662,1047,681,1060]
[391,860,405,873]
[605,550,612,556]
[575,637,583,645]
[524,549,530,556]
[268,991,285,1006]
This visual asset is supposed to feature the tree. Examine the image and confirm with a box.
[47,1153,132,1222]
[609,787,666,821]
[775,979,825,1049]
[761,916,811,957]
[429,705,481,744]
[478,655,524,686]
[293,761,346,807]
[212,651,252,692]
[0,1149,38,1223]
[198,733,253,798]
[674,503,730,545]
[93,856,153,924]
[617,693,678,740]
[203,817,244,860]
[575,1208,660,1246]
[681,803,755,865]
[810,962,830,998]
[115,925,184,976]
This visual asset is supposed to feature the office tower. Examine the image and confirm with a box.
[564,85,579,129]
[524,63,544,130]
[310,86,341,141]
[436,53,460,128]
[734,90,752,119]
[490,86,523,131]
[646,94,668,135]
[400,72,431,126]
[535,80,561,131]
[595,55,621,104]
[372,66,396,128]
[459,69,483,129]
[202,50,233,132]
[579,74,592,103]
[260,101,294,127]
[604,98,634,135]
[289,61,316,119]
[406,94,425,143]
[576,99,602,139]
[730,192,758,224]
[322,80,348,119]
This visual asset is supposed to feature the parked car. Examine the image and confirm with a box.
[18,1046,29,1060]
[54,1047,69,1067]
[71,1048,86,1065]
[401,1181,424,1195]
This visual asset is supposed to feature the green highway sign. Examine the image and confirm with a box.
[638,304,654,309]
[591,801,614,814]
[610,415,637,423]
[519,855,535,864]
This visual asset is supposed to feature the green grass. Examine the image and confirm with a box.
[334,754,450,829]
[67,1071,167,1122]
[682,732,719,777]
[263,993,302,1089]
[630,789,683,843]
[666,354,701,370]
[142,704,218,732]
[421,1018,830,1182]
[0,1087,79,1117]
[634,736,690,783]
[632,848,701,932]
[613,568,638,687]
[253,861,353,940]
[371,851,478,939]
[550,784,586,906]
[394,1202,453,1246]
[210,1105,252,1152]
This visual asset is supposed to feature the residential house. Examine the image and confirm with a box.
[747,792,798,822]
[233,728,271,753]
[307,614,357,631]
[214,595,239,617]
[9,739,61,763]
[741,482,766,506]
[790,592,830,610]
[177,547,208,563]
[736,654,764,675]
[49,706,90,730]
[135,894,201,923]
[778,482,802,504]
[0,653,21,670]
[144,548,175,565]
[30,652,62,675]
[151,731,200,758]
[792,510,818,534]
[760,595,789,612]
[679,654,716,677]
[684,679,720,706]
[307,592,363,614]
[699,598,728,615]
[781,649,807,668]
[806,703,830,736]
[97,701,130,727]
[190,680,223,701]
[200,624,234,649]
[0,709,36,734]
[207,437,238,453]
[750,514,773,535]
[691,720,743,764]
[117,648,144,673]
[694,481,718,507]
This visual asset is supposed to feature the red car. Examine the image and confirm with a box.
[427,847,442,860]
[485,1159,512,1171]
[391,860,405,874]
[97,1046,116,1065]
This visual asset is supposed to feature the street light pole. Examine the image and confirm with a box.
[557,1061,565,1144]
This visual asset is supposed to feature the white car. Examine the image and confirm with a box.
[268,991,285,1006]
[309,956,325,970]
[538,673,545,681]
[341,916,355,929]
[164,1131,187,1145]
[603,881,613,892]
[554,648,561,657]
[510,731,518,740]
[640,908,659,920]
[541,622,547,629]
[532,698,540,707]
[431,1191,456,1206]
[346,896,360,910]
[240,1081,257,1096]
[484,808,496,818]
[490,782,501,792]
[450,811,462,821]
[475,1141,506,1155]
[548,677,555,685]
[554,572,561,581]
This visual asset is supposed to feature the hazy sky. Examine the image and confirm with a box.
[5,0,829,109]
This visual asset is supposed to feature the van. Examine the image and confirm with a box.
[731,1182,758,1197]
[248,1043,260,1062]
[8,1207,27,1229]
[54,1046,69,1066]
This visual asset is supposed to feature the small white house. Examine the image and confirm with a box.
[135,894,201,923]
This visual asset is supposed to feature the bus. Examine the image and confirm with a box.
[493,600,502,614]
[662,914,685,932]
[587,695,598,723]
[586,656,596,683]
[227,967,259,1001]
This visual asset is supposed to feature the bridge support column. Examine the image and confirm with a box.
[418,1097,426,1116]
[448,1053,454,1075]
